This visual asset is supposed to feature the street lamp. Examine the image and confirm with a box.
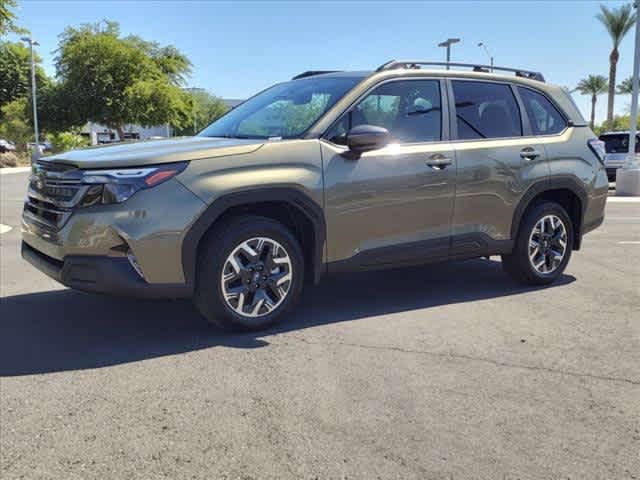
[20,34,40,157]
[477,42,494,72]
[616,0,640,195]
[438,38,460,69]
[183,87,205,135]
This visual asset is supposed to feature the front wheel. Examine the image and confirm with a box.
[195,216,304,331]
[502,202,573,285]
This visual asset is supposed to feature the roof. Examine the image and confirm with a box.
[599,131,635,136]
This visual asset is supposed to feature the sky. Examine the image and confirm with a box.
[6,0,638,126]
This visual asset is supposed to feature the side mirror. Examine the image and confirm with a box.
[346,125,390,153]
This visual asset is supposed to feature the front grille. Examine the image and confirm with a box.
[24,160,87,231]
[36,160,76,173]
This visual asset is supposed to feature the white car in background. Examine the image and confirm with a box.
[599,131,640,182]
[0,139,17,153]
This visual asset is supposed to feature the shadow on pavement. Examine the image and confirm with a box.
[0,259,574,377]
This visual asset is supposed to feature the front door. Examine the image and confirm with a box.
[321,78,456,269]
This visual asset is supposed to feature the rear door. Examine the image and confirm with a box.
[322,78,456,268]
[448,79,549,255]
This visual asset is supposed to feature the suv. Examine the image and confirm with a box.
[598,131,640,181]
[22,61,608,331]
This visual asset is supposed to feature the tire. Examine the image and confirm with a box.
[502,201,574,286]
[194,216,304,331]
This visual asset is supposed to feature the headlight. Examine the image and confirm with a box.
[79,161,189,206]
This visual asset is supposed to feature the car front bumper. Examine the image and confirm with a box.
[22,241,192,299]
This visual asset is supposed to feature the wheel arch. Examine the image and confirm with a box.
[182,188,326,287]
[511,177,587,251]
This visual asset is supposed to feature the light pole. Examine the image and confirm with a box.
[20,34,40,155]
[182,87,205,135]
[616,0,640,195]
[438,38,460,69]
[477,42,494,72]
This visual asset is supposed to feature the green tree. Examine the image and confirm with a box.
[617,76,634,94]
[54,20,192,139]
[46,130,89,153]
[575,75,609,129]
[174,90,228,136]
[595,114,640,135]
[0,97,31,152]
[0,41,49,118]
[597,3,636,130]
[0,0,24,36]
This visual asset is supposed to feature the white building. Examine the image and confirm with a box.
[81,99,243,146]
[81,123,172,145]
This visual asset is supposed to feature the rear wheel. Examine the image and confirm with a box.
[195,216,304,331]
[502,202,573,285]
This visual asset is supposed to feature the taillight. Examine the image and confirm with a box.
[587,139,606,165]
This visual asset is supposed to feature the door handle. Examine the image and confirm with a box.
[426,154,453,170]
[520,147,541,160]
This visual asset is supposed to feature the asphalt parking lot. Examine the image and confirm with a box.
[1,169,639,480]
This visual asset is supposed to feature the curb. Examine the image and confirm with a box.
[0,166,31,175]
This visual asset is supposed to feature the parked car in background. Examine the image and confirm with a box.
[26,142,53,154]
[0,139,17,153]
[22,60,608,331]
[598,131,640,181]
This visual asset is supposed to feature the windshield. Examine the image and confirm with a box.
[198,76,362,140]
[599,133,640,154]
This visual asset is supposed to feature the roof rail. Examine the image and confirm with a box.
[292,70,341,80]
[375,60,545,82]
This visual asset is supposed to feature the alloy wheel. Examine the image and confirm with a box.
[220,237,293,318]
[528,214,568,274]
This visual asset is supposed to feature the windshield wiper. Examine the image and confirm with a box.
[206,134,269,140]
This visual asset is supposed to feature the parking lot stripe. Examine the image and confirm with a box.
[0,224,13,234]
[618,241,640,245]
[608,196,640,203]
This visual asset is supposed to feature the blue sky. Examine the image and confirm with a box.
[7,0,637,125]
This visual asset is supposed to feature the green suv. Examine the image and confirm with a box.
[22,61,608,330]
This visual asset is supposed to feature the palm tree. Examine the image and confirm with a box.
[597,3,636,130]
[617,76,634,94]
[575,75,609,129]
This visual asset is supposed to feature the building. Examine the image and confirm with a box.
[82,99,244,145]
[222,98,244,109]
[81,123,172,145]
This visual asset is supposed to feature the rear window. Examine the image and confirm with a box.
[518,87,567,135]
[599,133,640,153]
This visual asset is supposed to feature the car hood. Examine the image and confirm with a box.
[42,136,266,169]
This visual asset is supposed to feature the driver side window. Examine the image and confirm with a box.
[326,80,442,145]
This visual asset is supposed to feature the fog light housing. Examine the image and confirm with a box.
[127,250,145,279]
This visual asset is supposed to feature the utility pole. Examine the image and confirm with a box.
[438,38,460,69]
[616,0,640,195]
[182,87,205,135]
[20,35,40,156]
[478,42,494,72]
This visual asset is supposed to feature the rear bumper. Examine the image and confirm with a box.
[22,241,192,299]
